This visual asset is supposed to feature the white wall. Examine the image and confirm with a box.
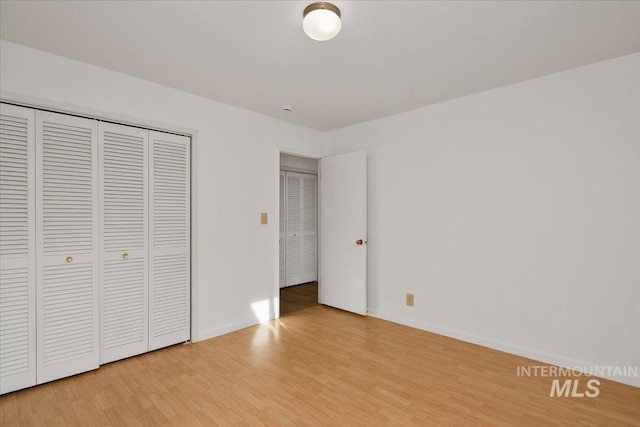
[0,40,325,341]
[324,53,640,387]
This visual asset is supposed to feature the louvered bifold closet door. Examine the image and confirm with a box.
[99,123,148,364]
[149,131,190,351]
[0,104,36,394]
[301,174,317,283]
[285,173,302,286]
[35,111,99,384]
[279,172,286,288]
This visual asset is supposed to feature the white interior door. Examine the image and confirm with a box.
[99,122,148,364]
[36,111,100,384]
[301,174,317,283]
[0,104,36,394]
[285,173,302,286]
[149,131,190,351]
[279,172,286,288]
[283,172,318,287]
[319,151,367,315]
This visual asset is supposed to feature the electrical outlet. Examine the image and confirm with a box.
[406,293,414,307]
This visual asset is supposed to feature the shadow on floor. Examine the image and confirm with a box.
[280,282,318,316]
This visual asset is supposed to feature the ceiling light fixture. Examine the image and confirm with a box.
[303,2,341,41]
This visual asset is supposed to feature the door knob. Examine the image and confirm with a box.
[122,252,129,259]
[66,256,73,263]
[356,239,364,245]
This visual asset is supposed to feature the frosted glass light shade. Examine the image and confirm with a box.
[303,3,341,41]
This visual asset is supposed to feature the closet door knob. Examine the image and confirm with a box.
[122,252,129,259]
[66,256,73,263]
[356,239,364,245]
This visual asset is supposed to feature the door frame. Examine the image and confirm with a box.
[274,147,323,319]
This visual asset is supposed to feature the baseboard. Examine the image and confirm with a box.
[194,318,261,343]
[368,310,640,389]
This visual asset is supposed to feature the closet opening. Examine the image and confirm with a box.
[279,153,319,316]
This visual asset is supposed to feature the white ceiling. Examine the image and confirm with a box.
[1,1,639,131]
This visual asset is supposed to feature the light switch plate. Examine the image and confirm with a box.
[261,212,268,225]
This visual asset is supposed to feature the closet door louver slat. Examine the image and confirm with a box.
[149,131,190,351]
[99,123,148,364]
[0,104,36,394]
[36,111,99,385]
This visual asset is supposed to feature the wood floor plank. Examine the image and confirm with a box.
[1,285,639,425]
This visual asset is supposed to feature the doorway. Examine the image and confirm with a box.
[276,150,368,318]
[279,153,320,316]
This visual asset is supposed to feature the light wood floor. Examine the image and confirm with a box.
[2,287,639,426]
